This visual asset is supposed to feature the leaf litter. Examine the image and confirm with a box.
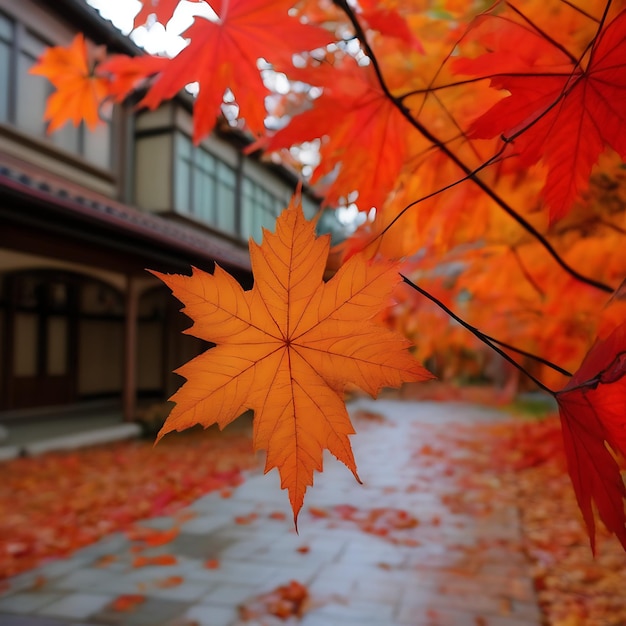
[0,425,260,579]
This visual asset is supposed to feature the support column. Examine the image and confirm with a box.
[123,274,138,421]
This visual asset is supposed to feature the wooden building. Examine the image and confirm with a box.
[0,0,317,423]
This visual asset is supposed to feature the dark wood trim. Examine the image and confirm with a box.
[123,275,138,421]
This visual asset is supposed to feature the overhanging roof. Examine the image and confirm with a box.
[0,158,252,275]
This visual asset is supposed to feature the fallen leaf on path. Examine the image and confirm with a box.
[0,428,258,580]
[111,594,145,612]
[132,554,177,567]
[239,580,310,621]
[127,526,179,547]
[155,575,184,588]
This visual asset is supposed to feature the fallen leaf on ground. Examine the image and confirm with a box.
[239,580,310,621]
[132,554,177,567]
[155,575,184,588]
[0,428,258,579]
[111,594,145,612]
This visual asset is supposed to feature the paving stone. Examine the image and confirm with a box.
[91,596,189,625]
[170,529,239,561]
[40,592,113,619]
[178,603,239,626]
[0,615,73,626]
[202,582,261,605]
[52,567,120,592]
[314,598,396,623]
[178,515,231,536]
[0,591,64,613]
[35,557,89,581]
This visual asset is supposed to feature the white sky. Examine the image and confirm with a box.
[86,0,215,56]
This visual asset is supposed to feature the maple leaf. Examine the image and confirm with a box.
[99,55,169,102]
[453,10,626,221]
[30,34,110,132]
[555,322,626,552]
[134,0,198,27]
[137,0,332,140]
[258,56,414,210]
[152,200,431,522]
[358,3,424,53]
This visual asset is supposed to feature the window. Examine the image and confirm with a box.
[241,177,286,242]
[169,131,316,243]
[0,11,112,170]
[174,133,238,236]
[0,13,13,123]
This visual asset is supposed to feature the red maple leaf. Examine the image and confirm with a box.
[137,0,332,140]
[99,55,169,102]
[257,56,414,211]
[556,322,626,552]
[134,0,199,26]
[453,9,626,221]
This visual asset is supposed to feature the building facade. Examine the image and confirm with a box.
[0,0,317,422]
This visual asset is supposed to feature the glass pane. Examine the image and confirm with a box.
[216,183,235,233]
[302,195,318,219]
[48,282,68,311]
[51,122,80,154]
[47,316,67,375]
[14,313,37,376]
[15,276,41,309]
[241,193,255,240]
[0,12,13,41]
[174,134,192,214]
[217,162,235,185]
[199,149,215,173]
[0,41,11,122]
[176,133,192,160]
[16,52,47,136]
[21,30,46,58]
[81,282,123,315]
[273,197,284,217]
[193,168,215,222]
[84,120,112,169]
[175,157,191,214]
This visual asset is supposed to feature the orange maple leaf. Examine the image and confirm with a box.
[453,9,626,221]
[556,321,626,552]
[137,0,332,140]
[30,34,110,133]
[153,200,431,522]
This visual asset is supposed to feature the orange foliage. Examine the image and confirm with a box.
[30,34,110,132]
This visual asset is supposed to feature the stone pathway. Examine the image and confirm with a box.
[0,400,543,626]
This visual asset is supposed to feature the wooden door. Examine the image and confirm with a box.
[4,273,77,409]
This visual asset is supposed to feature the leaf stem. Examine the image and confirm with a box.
[400,274,558,395]
[331,0,613,295]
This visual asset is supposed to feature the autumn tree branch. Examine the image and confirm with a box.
[331,0,614,295]
[400,274,562,394]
